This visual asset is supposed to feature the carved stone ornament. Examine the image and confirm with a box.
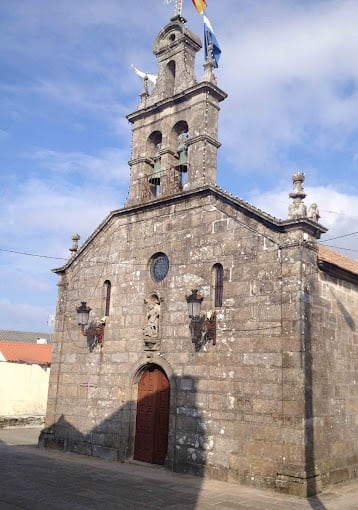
[288,172,308,219]
[143,294,161,350]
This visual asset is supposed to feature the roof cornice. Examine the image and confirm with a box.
[53,185,327,274]
[318,259,358,285]
[126,81,227,124]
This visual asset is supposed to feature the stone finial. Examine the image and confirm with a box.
[288,172,307,219]
[69,233,80,255]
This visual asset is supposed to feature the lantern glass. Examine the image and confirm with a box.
[186,290,202,318]
[187,300,194,317]
[77,301,90,326]
[192,299,201,317]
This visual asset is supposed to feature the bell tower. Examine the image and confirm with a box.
[126,15,227,207]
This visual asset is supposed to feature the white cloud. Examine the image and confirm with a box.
[0,178,125,244]
[28,147,130,183]
[0,129,8,141]
[0,298,53,332]
[218,0,358,172]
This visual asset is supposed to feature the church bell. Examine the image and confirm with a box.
[175,132,189,172]
[175,150,188,172]
[149,163,161,185]
[149,143,161,185]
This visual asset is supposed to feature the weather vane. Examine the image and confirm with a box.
[165,0,183,17]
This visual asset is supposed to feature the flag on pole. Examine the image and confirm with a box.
[192,0,207,15]
[203,15,221,68]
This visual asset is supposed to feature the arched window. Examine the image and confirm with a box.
[171,120,189,189]
[212,264,224,308]
[147,131,162,198]
[103,280,111,316]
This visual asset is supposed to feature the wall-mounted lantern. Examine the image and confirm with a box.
[76,301,107,348]
[185,289,216,348]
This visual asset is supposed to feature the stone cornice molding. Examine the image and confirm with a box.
[53,184,328,274]
[128,156,153,166]
[127,82,227,124]
[318,260,358,285]
[187,134,221,149]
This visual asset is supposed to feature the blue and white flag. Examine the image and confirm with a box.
[203,15,222,68]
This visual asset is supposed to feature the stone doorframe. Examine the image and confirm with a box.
[126,354,177,470]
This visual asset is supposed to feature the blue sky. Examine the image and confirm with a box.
[1,0,357,332]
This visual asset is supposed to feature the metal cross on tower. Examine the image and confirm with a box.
[165,0,183,17]
[175,0,183,16]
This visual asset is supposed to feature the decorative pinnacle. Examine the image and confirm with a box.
[289,172,306,201]
[288,172,307,219]
[140,75,149,98]
[202,42,217,84]
[69,233,80,255]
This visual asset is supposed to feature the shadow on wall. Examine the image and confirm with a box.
[39,372,206,506]
[304,287,328,510]
[331,290,356,331]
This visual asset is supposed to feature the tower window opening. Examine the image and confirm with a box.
[176,168,187,189]
[103,280,111,316]
[165,60,176,95]
[212,264,224,308]
[172,120,189,174]
[147,131,162,199]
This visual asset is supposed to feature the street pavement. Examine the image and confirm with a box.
[0,427,357,510]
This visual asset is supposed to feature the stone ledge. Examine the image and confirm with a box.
[276,464,322,497]
[0,416,45,428]
[38,433,124,463]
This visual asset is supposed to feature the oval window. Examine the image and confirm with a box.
[150,253,170,282]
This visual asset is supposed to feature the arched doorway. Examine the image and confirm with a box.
[133,366,170,465]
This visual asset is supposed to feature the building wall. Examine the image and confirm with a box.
[0,362,50,417]
[44,190,318,492]
[310,269,358,487]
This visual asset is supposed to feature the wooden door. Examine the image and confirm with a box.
[133,367,170,464]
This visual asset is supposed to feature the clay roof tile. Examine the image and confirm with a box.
[318,244,358,277]
[0,342,52,364]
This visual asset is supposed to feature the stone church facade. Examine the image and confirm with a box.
[40,15,358,497]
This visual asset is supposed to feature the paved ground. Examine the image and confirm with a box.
[0,427,357,510]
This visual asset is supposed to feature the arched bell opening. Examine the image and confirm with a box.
[165,60,176,97]
[171,120,189,189]
[146,131,162,198]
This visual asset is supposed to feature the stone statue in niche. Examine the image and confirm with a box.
[143,295,160,349]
